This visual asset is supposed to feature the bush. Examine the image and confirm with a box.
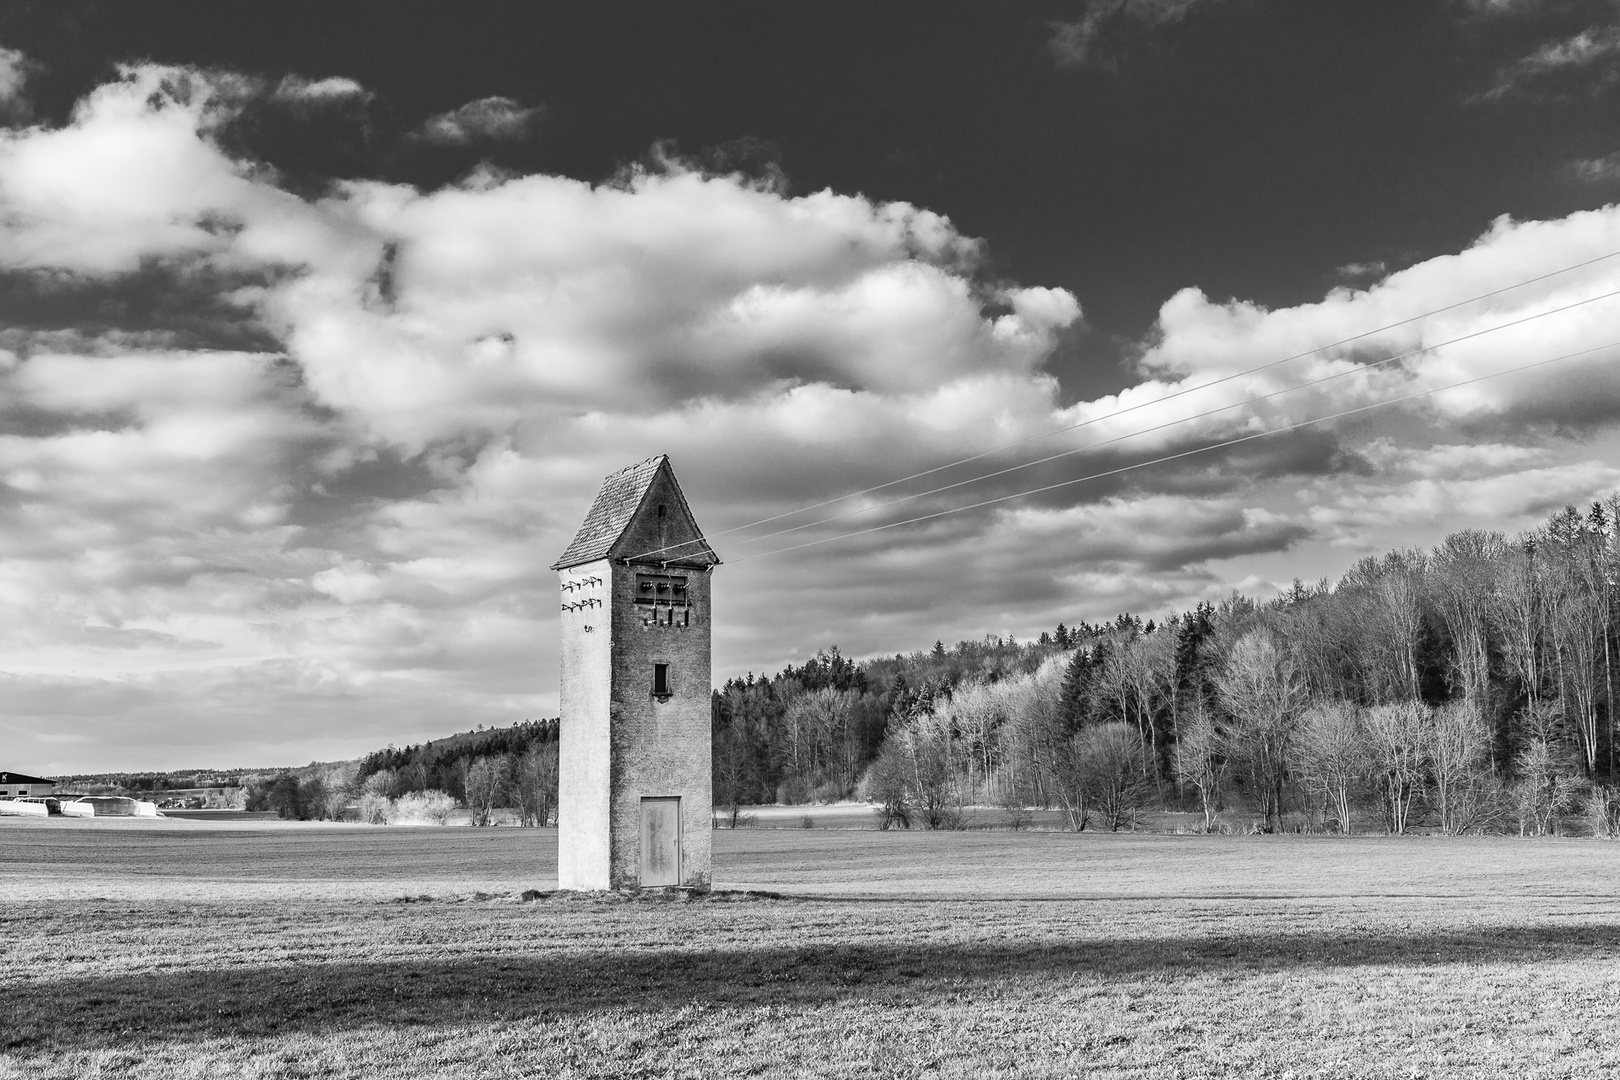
[393,789,456,825]
[358,792,392,825]
[1074,722,1152,832]
[774,776,811,805]
[1586,785,1620,838]
[1511,737,1583,836]
[860,742,912,830]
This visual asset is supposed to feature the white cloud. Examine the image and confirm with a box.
[0,64,328,274]
[416,96,541,144]
[272,75,370,105]
[1480,22,1620,100]
[1,60,1618,772]
[1572,151,1620,181]
[0,45,33,120]
[1126,207,1620,444]
[1337,260,1386,280]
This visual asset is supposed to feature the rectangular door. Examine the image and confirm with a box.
[639,797,681,887]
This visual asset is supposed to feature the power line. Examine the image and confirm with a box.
[725,338,1620,564]
[695,286,1620,551]
[629,246,1620,562]
[628,277,1620,563]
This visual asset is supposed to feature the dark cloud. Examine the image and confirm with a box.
[0,263,283,353]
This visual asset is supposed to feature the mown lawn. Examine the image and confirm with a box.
[2,822,1619,1078]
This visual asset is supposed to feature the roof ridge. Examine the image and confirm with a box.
[607,454,666,478]
[552,455,714,571]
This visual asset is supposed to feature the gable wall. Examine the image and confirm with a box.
[611,466,713,568]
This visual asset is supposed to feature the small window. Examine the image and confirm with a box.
[656,503,667,519]
[653,663,671,698]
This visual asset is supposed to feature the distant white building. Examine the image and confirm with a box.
[0,772,56,798]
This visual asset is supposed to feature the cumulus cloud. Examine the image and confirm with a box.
[1130,207,1620,439]
[0,63,1087,768]
[416,95,542,143]
[272,74,372,106]
[1049,0,1209,70]
[1,59,1618,772]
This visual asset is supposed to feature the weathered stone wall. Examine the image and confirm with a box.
[612,467,708,568]
[556,560,613,890]
[607,561,713,889]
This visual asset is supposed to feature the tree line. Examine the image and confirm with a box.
[247,719,560,825]
[715,497,1620,835]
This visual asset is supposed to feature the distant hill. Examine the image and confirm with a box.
[51,719,559,798]
[51,767,278,795]
[356,718,559,801]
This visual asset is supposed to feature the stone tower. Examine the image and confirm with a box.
[550,455,719,891]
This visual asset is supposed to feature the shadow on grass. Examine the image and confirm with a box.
[7,921,1618,1052]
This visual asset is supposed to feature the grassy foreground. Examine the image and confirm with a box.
[3,823,1619,1078]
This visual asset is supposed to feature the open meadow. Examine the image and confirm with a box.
[3,819,1620,1079]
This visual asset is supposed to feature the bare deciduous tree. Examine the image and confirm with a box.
[1075,722,1152,832]
[1424,701,1499,835]
[1172,704,1227,833]
[1292,700,1367,834]
[1431,530,1504,762]
[1340,550,1428,704]
[1362,702,1427,834]
[1511,704,1584,836]
[1215,629,1306,833]
[462,755,507,827]
[515,742,559,827]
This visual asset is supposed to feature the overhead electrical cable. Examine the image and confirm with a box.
[723,338,1620,564]
[627,277,1620,563]
[681,286,1620,551]
[632,246,1620,563]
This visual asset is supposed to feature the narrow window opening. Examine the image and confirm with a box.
[653,663,670,697]
[656,503,667,519]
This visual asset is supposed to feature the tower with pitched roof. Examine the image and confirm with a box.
[550,456,720,891]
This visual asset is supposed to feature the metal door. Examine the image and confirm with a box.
[639,797,681,886]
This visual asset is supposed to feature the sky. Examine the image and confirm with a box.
[3,0,1620,772]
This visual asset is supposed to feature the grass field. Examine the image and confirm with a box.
[3,820,1619,1078]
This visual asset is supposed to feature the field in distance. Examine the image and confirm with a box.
[3,822,1619,1078]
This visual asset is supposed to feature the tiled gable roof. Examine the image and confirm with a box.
[553,455,719,570]
[552,456,665,569]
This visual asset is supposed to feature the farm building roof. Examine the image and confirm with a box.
[551,455,718,571]
[0,772,55,785]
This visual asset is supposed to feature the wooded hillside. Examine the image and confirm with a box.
[715,496,1620,834]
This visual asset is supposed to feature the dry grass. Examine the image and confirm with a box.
[3,821,1620,1078]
